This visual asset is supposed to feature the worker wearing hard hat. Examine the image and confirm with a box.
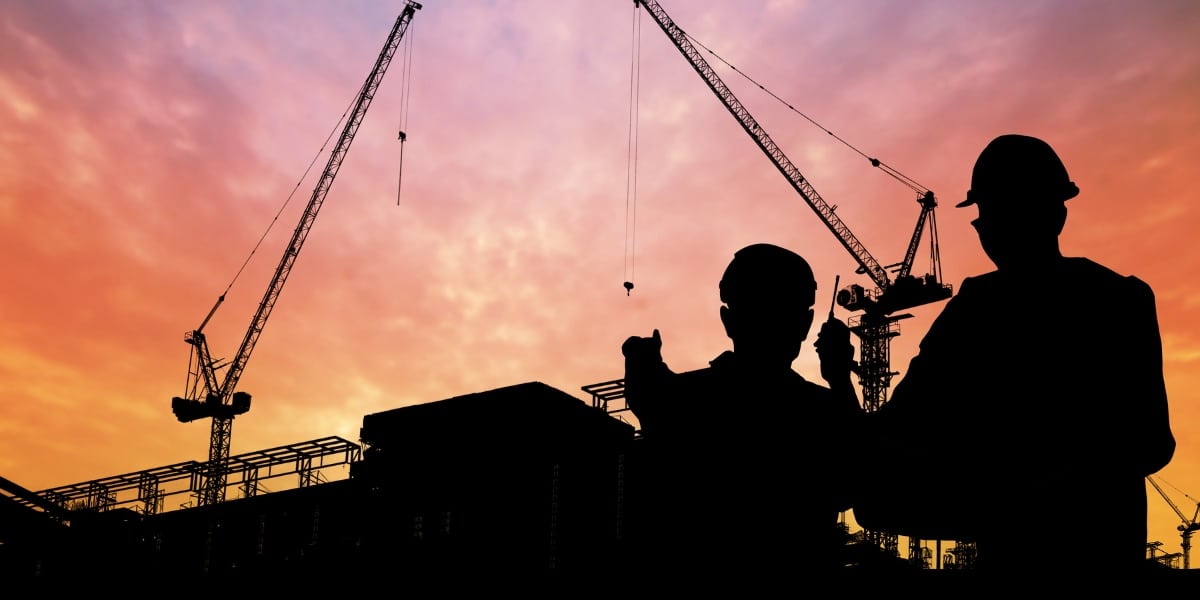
[854,134,1176,582]
[621,243,861,587]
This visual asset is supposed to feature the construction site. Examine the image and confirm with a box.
[3,377,1196,587]
[3,0,1197,589]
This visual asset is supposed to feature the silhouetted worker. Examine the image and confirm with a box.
[854,134,1175,581]
[622,243,859,588]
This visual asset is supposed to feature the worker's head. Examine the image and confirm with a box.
[958,134,1076,269]
[718,243,817,368]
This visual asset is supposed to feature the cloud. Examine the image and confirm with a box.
[1,0,1198,553]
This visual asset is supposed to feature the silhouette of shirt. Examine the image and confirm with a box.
[628,347,860,582]
[857,255,1175,575]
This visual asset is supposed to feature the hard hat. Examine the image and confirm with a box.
[957,134,1079,208]
[719,243,816,308]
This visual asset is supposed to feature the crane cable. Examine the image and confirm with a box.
[623,6,643,297]
[217,81,367,308]
[681,31,932,198]
[217,21,419,315]
[397,18,417,205]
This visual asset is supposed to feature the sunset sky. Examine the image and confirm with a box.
[2,0,1198,562]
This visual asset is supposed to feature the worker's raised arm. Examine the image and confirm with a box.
[622,329,675,432]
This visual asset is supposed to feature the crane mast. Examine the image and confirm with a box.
[635,0,954,562]
[171,1,422,507]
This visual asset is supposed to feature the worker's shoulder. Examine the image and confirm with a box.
[671,363,728,393]
[673,364,716,384]
[1063,257,1155,297]
[674,357,831,397]
[956,271,996,293]
[794,374,834,396]
[960,258,1152,292]
[1063,256,1130,278]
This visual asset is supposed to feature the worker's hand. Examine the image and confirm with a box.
[622,328,664,369]
[622,328,666,404]
[815,317,855,387]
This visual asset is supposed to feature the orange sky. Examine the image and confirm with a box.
[2,0,1198,562]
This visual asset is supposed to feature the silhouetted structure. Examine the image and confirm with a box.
[351,381,635,582]
[3,382,635,590]
[5,378,1196,591]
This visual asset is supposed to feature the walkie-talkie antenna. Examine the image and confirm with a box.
[829,275,840,319]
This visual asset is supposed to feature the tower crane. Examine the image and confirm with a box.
[170,1,422,507]
[633,0,953,561]
[632,0,952,410]
[1147,475,1200,569]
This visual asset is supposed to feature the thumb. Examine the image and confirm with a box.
[652,328,661,343]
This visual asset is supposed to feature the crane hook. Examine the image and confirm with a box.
[623,281,634,296]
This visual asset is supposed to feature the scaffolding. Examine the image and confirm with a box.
[13,436,361,517]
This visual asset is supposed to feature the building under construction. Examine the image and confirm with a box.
[5,379,1200,591]
[2,382,643,586]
